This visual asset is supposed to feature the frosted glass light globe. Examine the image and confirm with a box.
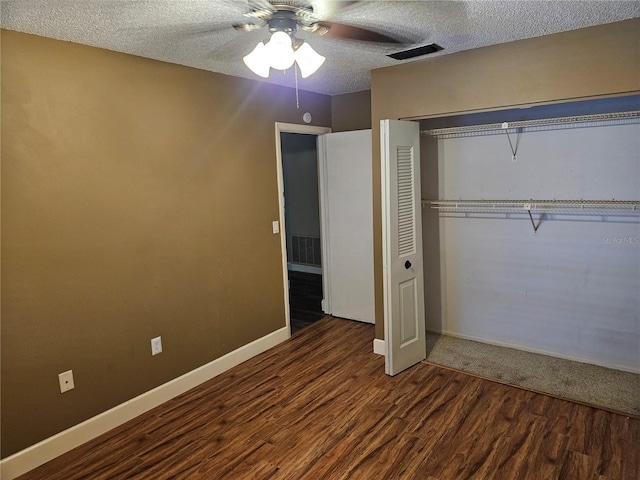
[294,42,325,78]
[243,42,270,78]
[266,31,295,71]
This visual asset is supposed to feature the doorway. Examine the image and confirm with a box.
[280,132,324,334]
[275,123,375,336]
[274,123,331,336]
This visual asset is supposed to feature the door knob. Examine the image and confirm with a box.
[404,260,411,269]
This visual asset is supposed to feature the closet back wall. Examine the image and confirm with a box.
[434,122,639,372]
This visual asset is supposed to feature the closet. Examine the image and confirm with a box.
[419,97,640,372]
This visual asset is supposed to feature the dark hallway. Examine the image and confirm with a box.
[288,271,324,334]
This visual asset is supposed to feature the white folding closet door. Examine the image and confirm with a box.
[381,119,426,375]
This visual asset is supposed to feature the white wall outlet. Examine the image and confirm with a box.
[151,336,163,356]
[272,220,279,234]
[58,370,75,393]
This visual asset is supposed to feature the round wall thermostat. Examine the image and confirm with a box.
[302,112,312,124]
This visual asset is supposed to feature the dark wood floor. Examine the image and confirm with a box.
[288,270,324,334]
[17,317,639,479]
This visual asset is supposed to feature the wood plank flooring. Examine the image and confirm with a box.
[17,317,639,479]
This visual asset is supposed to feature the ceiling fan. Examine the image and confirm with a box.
[234,0,409,78]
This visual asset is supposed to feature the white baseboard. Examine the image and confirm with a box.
[373,338,385,356]
[0,326,290,480]
[287,262,322,275]
[428,328,640,374]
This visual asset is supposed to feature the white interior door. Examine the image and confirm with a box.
[381,119,426,375]
[322,130,375,323]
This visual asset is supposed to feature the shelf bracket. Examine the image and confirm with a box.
[527,209,544,233]
[502,123,522,162]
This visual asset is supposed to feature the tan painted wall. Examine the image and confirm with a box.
[0,30,331,457]
[331,90,372,132]
[371,19,640,338]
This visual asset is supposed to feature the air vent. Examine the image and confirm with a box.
[387,43,443,61]
[291,235,321,266]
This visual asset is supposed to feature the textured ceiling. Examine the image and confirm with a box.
[1,0,638,95]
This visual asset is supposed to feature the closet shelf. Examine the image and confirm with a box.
[425,199,640,215]
[422,110,640,138]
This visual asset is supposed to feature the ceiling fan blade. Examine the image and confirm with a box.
[123,22,234,41]
[248,0,278,14]
[233,22,266,32]
[310,0,362,17]
[309,21,407,44]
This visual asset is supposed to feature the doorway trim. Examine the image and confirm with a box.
[275,122,331,335]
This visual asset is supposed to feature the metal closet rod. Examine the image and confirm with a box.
[422,110,640,137]
[426,199,639,233]
[425,199,640,213]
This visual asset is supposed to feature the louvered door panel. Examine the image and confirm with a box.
[397,146,415,257]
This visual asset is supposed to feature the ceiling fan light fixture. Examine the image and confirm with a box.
[265,31,295,71]
[243,42,270,78]
[294,42,325,78]
[242,28,325,79]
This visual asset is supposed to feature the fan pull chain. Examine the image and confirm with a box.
[294,62,300,109]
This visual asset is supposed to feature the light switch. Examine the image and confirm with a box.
[272,220,279,234]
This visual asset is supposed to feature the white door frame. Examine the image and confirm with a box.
[275,122,331,335]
